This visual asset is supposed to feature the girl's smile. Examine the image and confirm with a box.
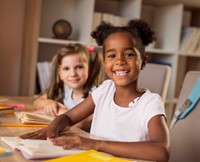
[114,70,129,76]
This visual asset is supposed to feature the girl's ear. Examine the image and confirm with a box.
[141,55,148,70]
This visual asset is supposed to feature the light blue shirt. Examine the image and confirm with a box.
[63,85,96,109]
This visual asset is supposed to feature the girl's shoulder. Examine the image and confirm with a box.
[140,89,163,107]
[89,86,97,93]
[98,79,115,89]
[146,90,162,100]
[89,79,113,93]
[142,89,161,99]
[92,79,115,94]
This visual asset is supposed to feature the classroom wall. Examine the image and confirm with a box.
[0,0,25,95]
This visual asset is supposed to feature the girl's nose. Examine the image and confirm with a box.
[70,69,77,76]
[115,56,126,66]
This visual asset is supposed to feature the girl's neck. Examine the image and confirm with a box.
[114,83,144,107]
[72,88,84,100]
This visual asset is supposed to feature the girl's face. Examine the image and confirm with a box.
[103,32,147,87]
[58,53,89,90]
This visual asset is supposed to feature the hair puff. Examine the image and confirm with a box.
[128,19,156,46]
[91,21,113,46]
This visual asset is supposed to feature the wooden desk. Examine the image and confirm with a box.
[0,96,153,162]
[0,96,90,162]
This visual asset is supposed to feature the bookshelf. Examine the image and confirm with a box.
[20,0,200,121]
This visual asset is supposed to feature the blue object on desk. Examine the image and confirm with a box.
[170,77,200,128]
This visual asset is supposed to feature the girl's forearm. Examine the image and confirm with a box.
[94,140,169,162]
[33,98,51,109]
[50,113,73,132]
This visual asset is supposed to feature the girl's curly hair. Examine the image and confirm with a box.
[91,18,156,57]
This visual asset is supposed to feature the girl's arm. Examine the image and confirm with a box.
[62,95,95,125]
[33,93,57,109]
[20,96,95,139]
[62,95,95,132]
[33,93,67,116]
[74,114,93,132]
[95,115,169,161]
[51,115,169,162]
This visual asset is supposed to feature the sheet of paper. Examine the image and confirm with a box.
[1,136,83,159]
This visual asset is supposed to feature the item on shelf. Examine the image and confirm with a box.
[52,19,72,40]
[90,12,128,45]
[37,61,51,92]
[148,60,172,67]
[179,27,200,53]
[194,42,200,54]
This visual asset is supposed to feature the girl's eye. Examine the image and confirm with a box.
[125,53,136,58]
[63,67,69,71]
[76,65,84,69]
[107,54,116,59]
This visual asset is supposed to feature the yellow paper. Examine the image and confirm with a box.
[44,150,131,162]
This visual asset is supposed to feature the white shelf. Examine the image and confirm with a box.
[34,0,200,115]
[148,0,200,8]
[40,0,94,43]
[179,52,200,57]
[38,37,81,45]
[146,48,177,55]
[141,3,183,52]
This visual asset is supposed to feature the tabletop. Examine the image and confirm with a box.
[0,96,38,161]
[0,96,91,162]
[0,96,153,162]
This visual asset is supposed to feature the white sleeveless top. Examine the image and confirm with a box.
[91,80,166,142]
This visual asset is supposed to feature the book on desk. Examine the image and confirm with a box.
[15,111,55,125]
[0,137,131,161]
[0,136,83,160]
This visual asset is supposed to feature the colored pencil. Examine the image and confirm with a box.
[0,123,47,127]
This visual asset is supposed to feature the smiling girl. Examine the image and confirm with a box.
[21,19,169,162]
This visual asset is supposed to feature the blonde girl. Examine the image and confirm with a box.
[34,43,103,130]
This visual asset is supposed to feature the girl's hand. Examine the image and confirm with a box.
[49,135,100,150]
[34,102,67,117]
[19,124,59,140]
[42,101,62,116]
[19,114,70,140]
